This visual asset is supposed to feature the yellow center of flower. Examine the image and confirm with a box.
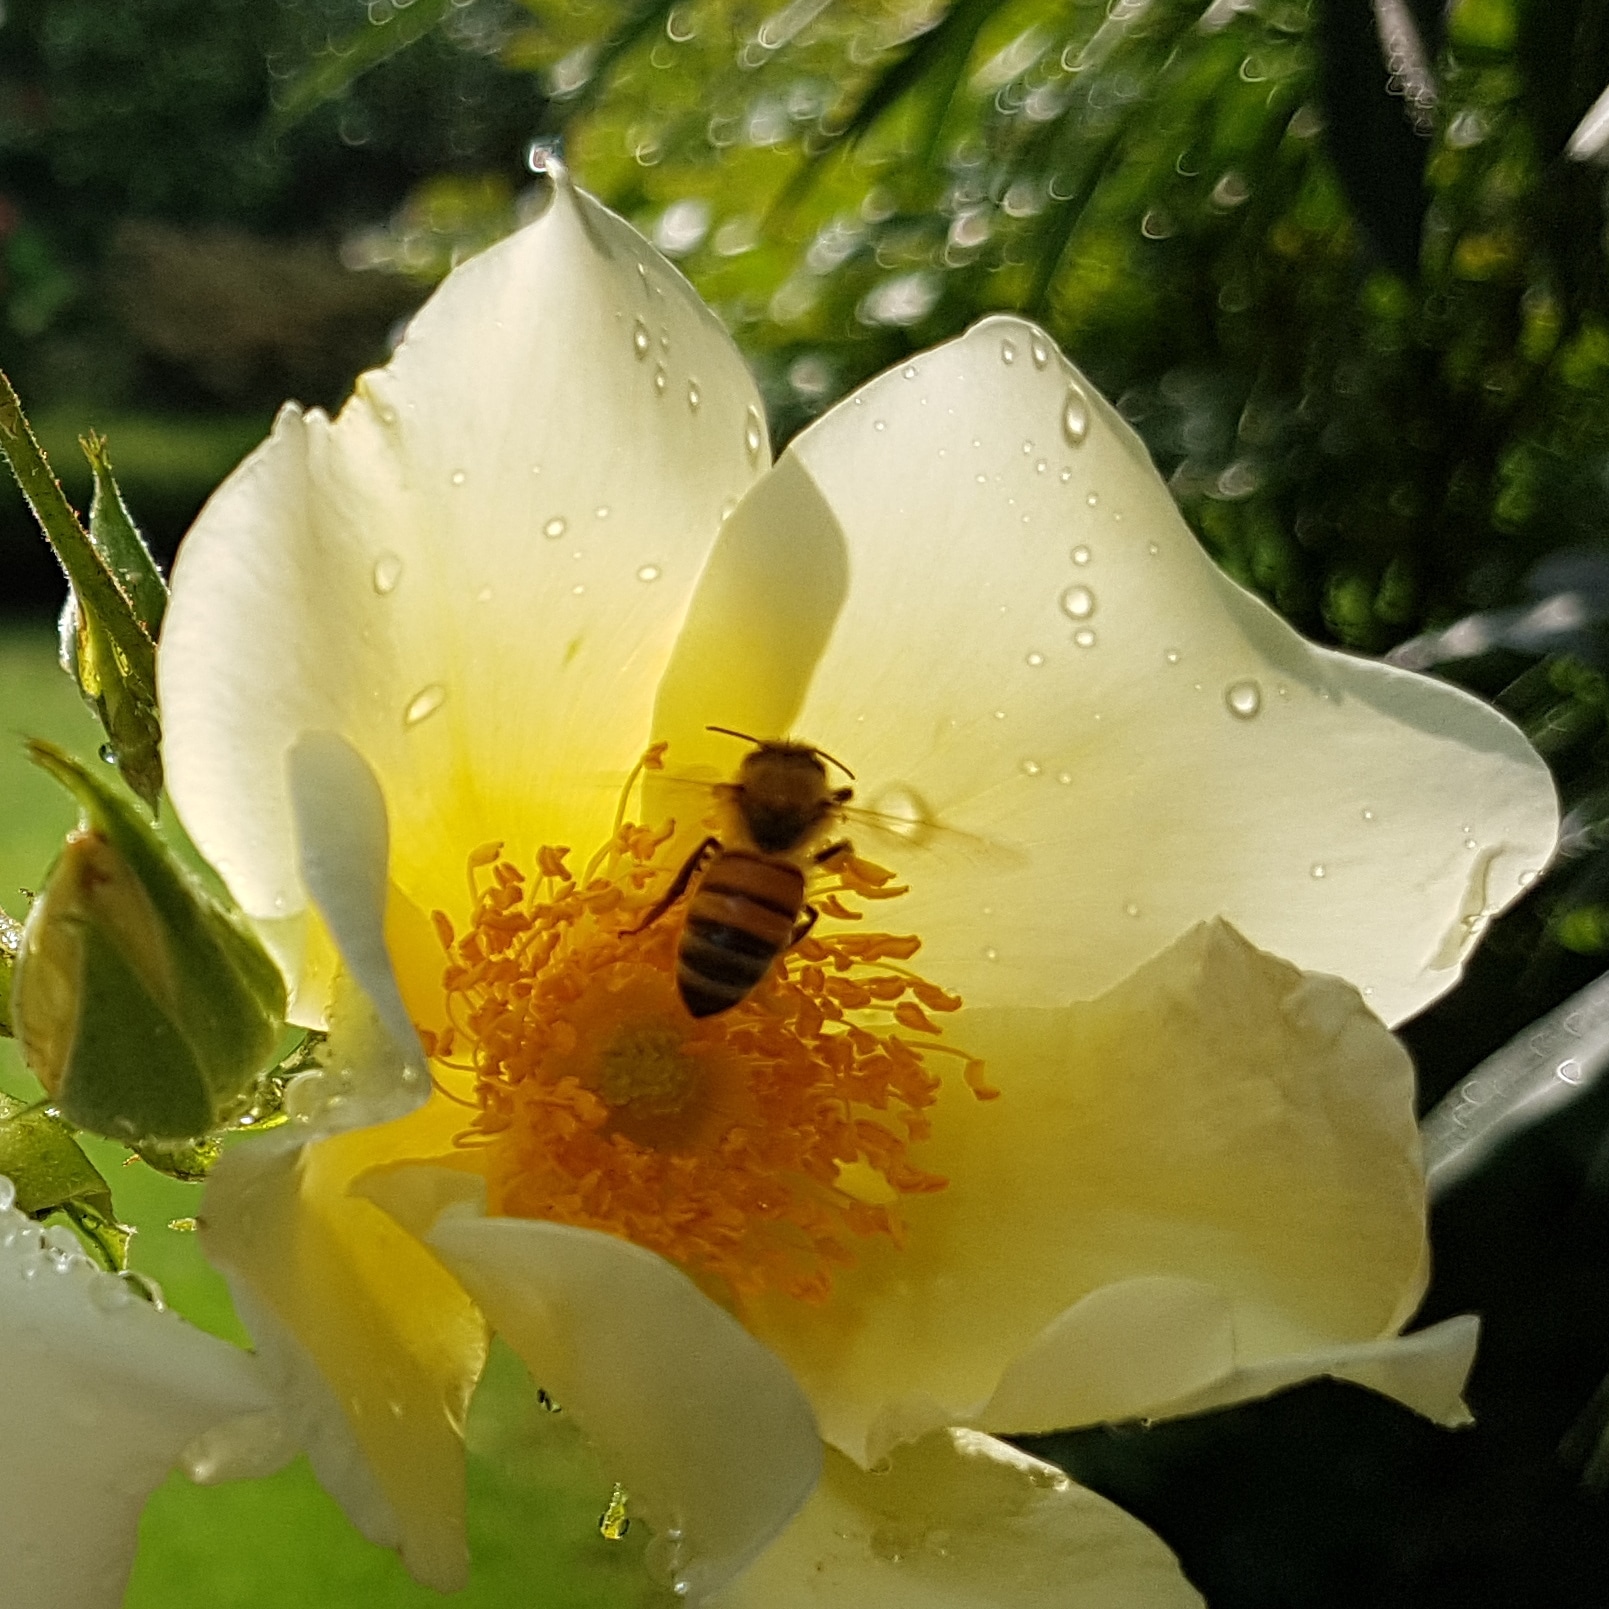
[422,770,994,1304]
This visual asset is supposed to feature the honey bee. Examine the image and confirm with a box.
[634,727,856,1017]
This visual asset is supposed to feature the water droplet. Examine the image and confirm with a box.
[544,516,567,539]
[983,945,1000,961]
[902,364,917,380]
[1056,770,1073,784]
[1164,648,1181,664]
[1025,650,1045,667]
[654,365,667,395]
[1059,467,1073,484]
[449,469,467,487]
[0,1178,14,1213]
[1518,868,1538,887]
[1071,544,1091,565]
[594,505,610,520]
[476,585,493,603]
[1124,901,1141,918]
[745,406,765,460]
[1062,384,1090,446]
[868,784,934,844]
[404,684,447,727]
[1147,541,1160,556]
[1020,758,1042,777]
[999,339,1017,365]
[1073,627,1097,648]
[1031,336,1050,368]
[874,419,888,432]
[1464,838,1479,851]
[1558,1059,1584,1085]
[1086,492,1099,508]
[1310,862,1327,879]
[1036,459,1048,474]
[98,742,116,764]
[633,319,651,358]
[371,552,403,594]
[1059,584,1096,620]
[572,584,586,596]
[637,564,662,582]
[1361,808,1375,822]
[687,380,701,410]
[992,708,1007,720]
[1224,680,1262,719]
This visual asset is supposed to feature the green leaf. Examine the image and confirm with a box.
[272,0,455,128]
[0,1090,130,1269]
[0,368,166,807]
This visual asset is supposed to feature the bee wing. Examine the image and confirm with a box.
[840,804,1029,875]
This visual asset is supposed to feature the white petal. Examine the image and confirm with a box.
[359,1164,821,1601]
[197,977,488,1591]
[160,176,769,978]
[707,1429,1202,1609]
[0,1199,272,1609]
[741,922,1450,1460]
[653,318,1557,1025]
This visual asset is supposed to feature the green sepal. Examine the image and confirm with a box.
[0,368,167,807]
[0,1091,131,1270]
[11,741,287,1143]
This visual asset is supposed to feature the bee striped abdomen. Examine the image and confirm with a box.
[678,852,805,1017]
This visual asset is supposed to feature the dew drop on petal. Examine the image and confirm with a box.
[404,684,447,727]
[1224,679,1262,719]
[1062,384,1090,446]
[1519,868,1539,886]
[1073,627,1097,648]
[744,406,765,461]
[595,506,610,520]
[983,945,1000,961]
[1124,901,1141,918]
[1147,541,1160,556]
[875,419,888,432]
[1310,862,1327,879]
[1164,648,1181,664]
[1361,808,1375,822]
[687,379,701,410]
[654,366,668,395]
[476,585,493,603]
[1025,650,1045,667]
[637,564,662,582]
[1059,467,1073,483]
[450,469,467,486]
[633,319,651,358]
[1056,770,1073,784]
[1558,1059,1584,1085]
[1031,335,1050,368]
[544,516,568,539]
[1071,545,1091,566]
[371,551,403,595]
[902,364,918,380]
[1020,758,1042,776]
[1000,339,1017,365]
[0,1177,14,1212]
[1059,584,1096,620]
[1086,492,1099,508]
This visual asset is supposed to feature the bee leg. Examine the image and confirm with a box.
[628,836,719,934]
[814,838,854,867]
[789,905,820,948]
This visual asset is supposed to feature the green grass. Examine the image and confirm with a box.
[1,625,669,1607]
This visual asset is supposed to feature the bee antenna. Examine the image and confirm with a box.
[811,746,855,781]
[706,724,764,746]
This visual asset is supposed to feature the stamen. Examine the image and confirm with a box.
[431,808,987,1303]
